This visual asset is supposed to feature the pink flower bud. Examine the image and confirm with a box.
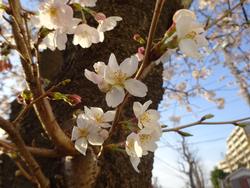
[138,47,145,55]
[94,12,106,22]
[66,94,82,106]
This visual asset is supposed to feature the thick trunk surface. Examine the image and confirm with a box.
[1,0,191,187]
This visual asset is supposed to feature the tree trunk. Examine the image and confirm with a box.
[1,0,191,187]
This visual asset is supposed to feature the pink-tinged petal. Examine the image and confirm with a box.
[124,79,148,97]
[108,53,119,71]
[75,137,88,155]
[106,86,125,107]
[129,156,140,173]
[120,56,138,77]
[84,69,103,84]
[71,126,81,141]
[103,110,116,122]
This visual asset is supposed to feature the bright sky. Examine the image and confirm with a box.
[152,1,250,186]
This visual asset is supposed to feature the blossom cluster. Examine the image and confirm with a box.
[85,53,148,107]
[32,0,122,50]
[125,100,162,172]
[71,106,115,155]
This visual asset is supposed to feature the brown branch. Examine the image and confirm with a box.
[0,116,49,187]
[163,117,250,133]
[8,0,76,154]
[12,80,69,126]
[0,139,62,158]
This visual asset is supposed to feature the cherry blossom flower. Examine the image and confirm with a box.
[84,106,115,128]
[104,54,148,107]
[125,126,162,172]
[74,0,97,7]
[33,0,74,31]
[133,100,160,129]
[73,24,104,48]
[84,61,110,92]
[138,127,161,155]
[125,133,143,172]
[71,113,108,155]
[173,9,208,59]
[97,16,122,32]
[39,30,67,51]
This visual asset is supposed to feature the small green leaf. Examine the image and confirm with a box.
[51,92,66,100]
[200,114,214,121]
[177,130,193,137]
[61,79,71,86]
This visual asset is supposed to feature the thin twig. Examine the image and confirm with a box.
[206,0,247,29]
[163,117,250,132]
[106,0,166,142]
[8,0,76,154]
[0,139,61,158]
[0,116,50,187]
[13,81,67,126]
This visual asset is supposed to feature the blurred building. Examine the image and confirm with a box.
[218,126,250,173]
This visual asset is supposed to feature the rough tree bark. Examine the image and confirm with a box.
[1,0,191,187]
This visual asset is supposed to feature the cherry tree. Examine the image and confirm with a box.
[0,0,249,187]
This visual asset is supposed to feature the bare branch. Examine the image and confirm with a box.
[163,117,250,133]
[0,116,49,187]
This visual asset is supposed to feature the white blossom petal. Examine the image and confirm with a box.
[106,86,125,107]
[124,79,148,97]
[120,56,138,77]
[75,137,88,155]
[130,156,140,173]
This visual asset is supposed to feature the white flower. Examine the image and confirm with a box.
[125,132,143,172]
[71,114,108,155]
[34,0,74,31]
[173,9,208,59]
[97,16,122,32]
[39,30,67,51]
[133,100,160,129]
[138,127,161,155]
[84,106,115,128]
[73,0,97,7]
[84,61,111,92]
[104,54,148,107]
[73,24,104,48]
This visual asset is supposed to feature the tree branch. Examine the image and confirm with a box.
[163,117,250,132]
[0,116,49,187]
[8,0,76,154]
